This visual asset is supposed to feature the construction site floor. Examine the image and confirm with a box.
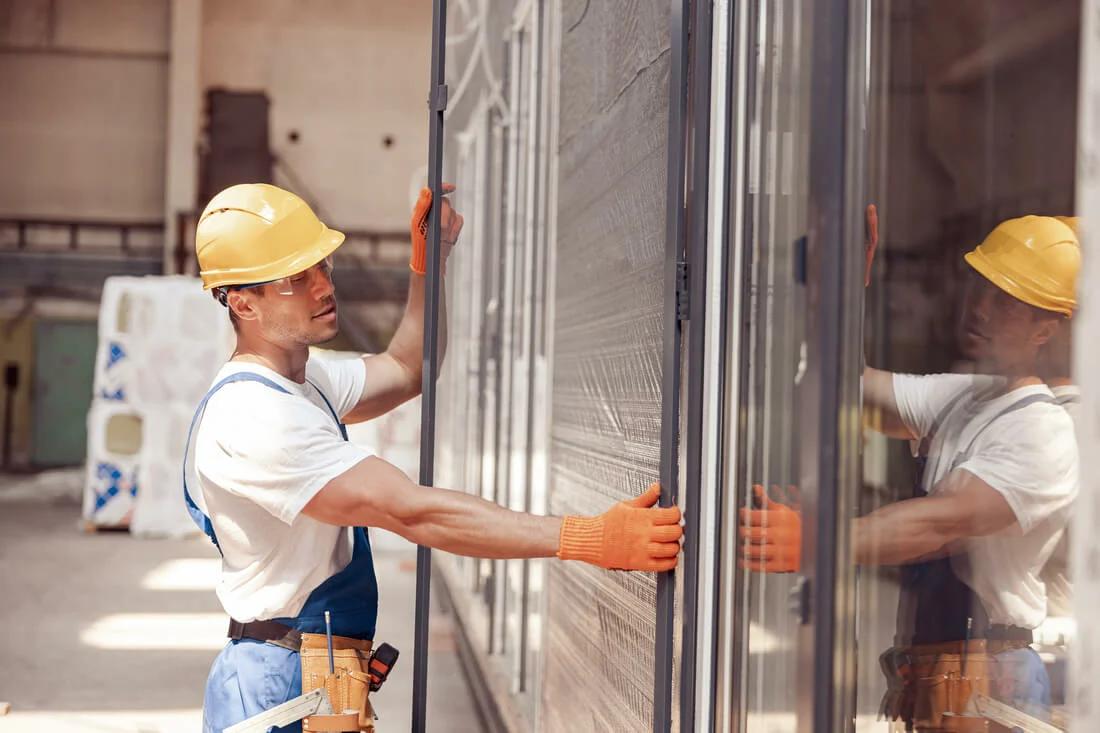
[0,471,483,732]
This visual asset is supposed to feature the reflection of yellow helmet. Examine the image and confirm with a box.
[964,215,1080,316]
[1054,215,1080,236]
[195,183,345,290]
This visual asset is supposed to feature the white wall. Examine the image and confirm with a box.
[200,0,432,230]
[0,0,170,219]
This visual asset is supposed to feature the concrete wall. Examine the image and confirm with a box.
[0,0,170,219]
[0,0,430,229]
[200,0,432,229]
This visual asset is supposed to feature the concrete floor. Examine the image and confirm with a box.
[0,476,483,732]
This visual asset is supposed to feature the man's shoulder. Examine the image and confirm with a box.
[197,377,300,443]
[997,392,1076,435]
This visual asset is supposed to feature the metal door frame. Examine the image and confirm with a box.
[412,0,448,729]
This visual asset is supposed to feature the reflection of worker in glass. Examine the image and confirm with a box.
[741,213,1080,730]
[1035,217,1081,621]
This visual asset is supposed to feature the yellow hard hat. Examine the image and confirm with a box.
[195,183,345,290]
[963,215,1080,316]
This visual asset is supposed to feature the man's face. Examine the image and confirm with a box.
[230,260,340,346]
[956,269,1058,369]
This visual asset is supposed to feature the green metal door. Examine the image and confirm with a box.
[32,320,98,467]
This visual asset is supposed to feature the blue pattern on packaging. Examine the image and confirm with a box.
[92,461,139,512]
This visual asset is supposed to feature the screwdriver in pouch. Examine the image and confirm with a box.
[324,610,335,675]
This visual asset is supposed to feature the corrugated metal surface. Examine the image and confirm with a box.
[541,0,670,729]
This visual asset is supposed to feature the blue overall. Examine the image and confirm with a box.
[183,372,379,733]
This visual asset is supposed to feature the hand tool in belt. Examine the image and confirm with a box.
[225,615,399,733]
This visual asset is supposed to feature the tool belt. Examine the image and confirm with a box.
[879,637,1032,733]
[228,619,377,732]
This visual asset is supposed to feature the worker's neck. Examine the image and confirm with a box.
[982,356,1042,393]
[231,330,310,383]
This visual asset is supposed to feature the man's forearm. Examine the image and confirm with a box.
[851,495,963,566]
[386,272,449,382]
[389,482,560,559]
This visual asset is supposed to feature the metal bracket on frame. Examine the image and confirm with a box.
[676,261,690,320]
[430,84,450,112]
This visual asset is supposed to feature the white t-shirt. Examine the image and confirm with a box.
[190,356,371,622]
[893,373,1078,629]
[1042,384,1081,617]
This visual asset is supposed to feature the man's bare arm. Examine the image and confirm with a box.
[344,190,460,424]
[302,456,560,559]
[343,274,447,424]
[851,468,1018,566]
[863,366,915,439]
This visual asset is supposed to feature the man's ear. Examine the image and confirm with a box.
[1032,316,1062,347]
[227,290,260,323]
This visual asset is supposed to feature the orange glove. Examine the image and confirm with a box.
[410,184,462,274]
[739,484,802,573]
[865,203,879,288]
[557,483,683,572]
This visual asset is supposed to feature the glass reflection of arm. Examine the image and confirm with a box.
[851,468,1017,565]
[860,205,915,439]
[863,366,916,439]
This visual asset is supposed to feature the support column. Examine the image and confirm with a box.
[163,0,202,274]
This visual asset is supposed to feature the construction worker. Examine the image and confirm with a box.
[740,213,1080,730]
[184,183,683,732]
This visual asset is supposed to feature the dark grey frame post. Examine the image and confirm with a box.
[412,0,448,730]
[680,0,715,728]
[654,0,691,730]
[801,0,852,730]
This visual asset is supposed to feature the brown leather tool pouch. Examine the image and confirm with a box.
[880,640,1029,732]
[300,633,375,732]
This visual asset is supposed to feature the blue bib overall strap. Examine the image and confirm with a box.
[183,372,292,551]
[1055,391,1080,407]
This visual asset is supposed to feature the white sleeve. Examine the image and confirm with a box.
[958,408,1078,533]
[197,384,372,524]
[309,354,368,418]
[892,373,979,440]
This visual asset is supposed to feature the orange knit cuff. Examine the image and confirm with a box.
[557,515,605,564]
[410,244,427,275]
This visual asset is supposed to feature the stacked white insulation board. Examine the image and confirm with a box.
[84,276,233,535]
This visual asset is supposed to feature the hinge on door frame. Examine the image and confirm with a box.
[676,261,690,320]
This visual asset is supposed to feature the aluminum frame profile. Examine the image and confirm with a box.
[653,0,691,730]
[679,0,715,728]
[413,0,448,729]
[654,0,715,729]
[803,0,852,730]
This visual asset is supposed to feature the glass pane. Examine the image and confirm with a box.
[433,0,556,724]
[723,1,815,730]
[850,2,1082,730]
